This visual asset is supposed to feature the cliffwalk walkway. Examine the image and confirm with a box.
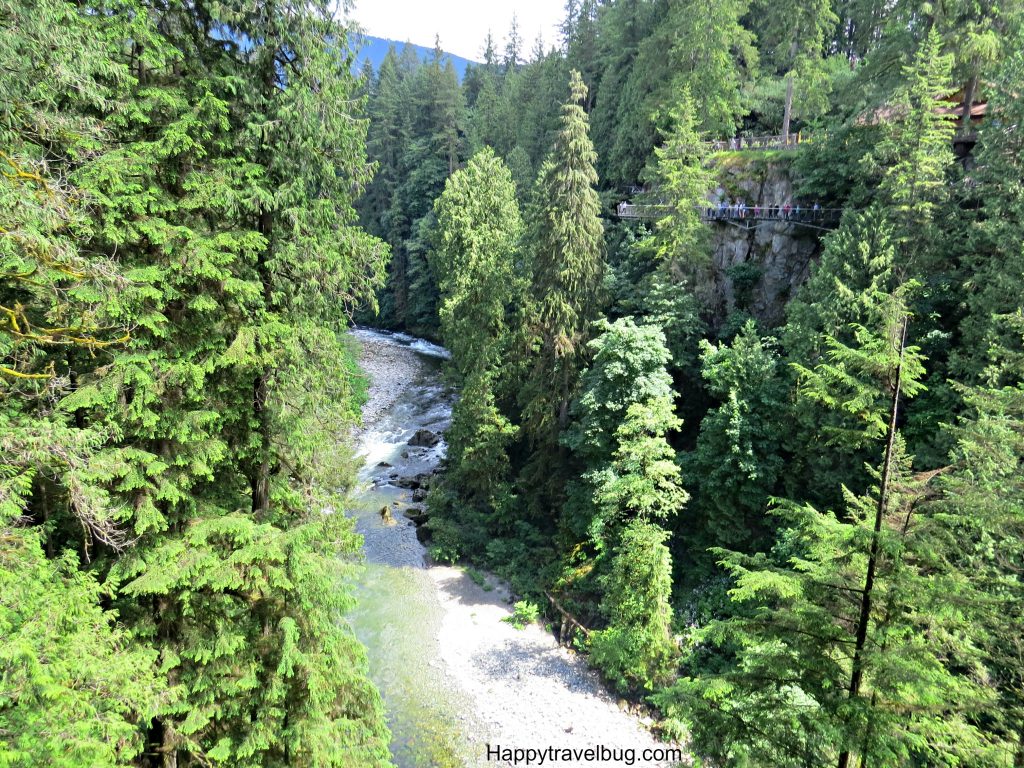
[616,202,843,233]
[704,132,803,152]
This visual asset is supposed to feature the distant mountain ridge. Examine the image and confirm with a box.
[354,35,478,80]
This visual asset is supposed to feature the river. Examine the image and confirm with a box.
[346,328,475,768]
[345,328,684,768]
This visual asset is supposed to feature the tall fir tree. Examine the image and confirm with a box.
[563,320,686,693]
[426,149,524,559]
[684,321,787,559]
[0,3,163,761]
[54,2,391,763]
[518,70,606,517]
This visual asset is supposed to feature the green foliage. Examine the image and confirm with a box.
[783,209,910,505]
[427,148,523,556]
[359,44,466,337]
[0,534,160,767]
[556,319,685,693]
[938,373,1024,757]
[590,520,677,693]
[0,0,393,764]
[518,70,606,512]
[561,318,683,555]
[662,292,1008,766]
[503,600,541,629]
[564,318,676,465]
[640,89,716,269]
[863,28,955,255]
[665,0,757,137]
[464,567,494,592]
[432,149,523,380]
[685,321,786,556]
[749,0,838,135]
[346,6,1024,765]
[957,26,1024,379]
[592,398,687,528]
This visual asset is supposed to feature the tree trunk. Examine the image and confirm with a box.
[781,35,799,144]
[782,72,795,144]
[251,370,271,517]
[163,726,178,768]
[837,317,908,768]
[959,74,977,135]
[252,198,273,517]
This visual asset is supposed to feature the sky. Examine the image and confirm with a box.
[345,0,565,62]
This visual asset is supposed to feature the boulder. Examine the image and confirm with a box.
[407,429,440,448]
[401,506,429,526]
[395,472,433,490]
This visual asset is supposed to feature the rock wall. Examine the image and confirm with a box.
[699,155,824,329]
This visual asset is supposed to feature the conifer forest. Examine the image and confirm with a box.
[3,0,1024,766]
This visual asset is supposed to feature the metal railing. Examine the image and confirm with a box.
[705,132,804,152]
[616,201,843,230]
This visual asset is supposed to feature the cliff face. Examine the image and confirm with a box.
[699,154,825,329]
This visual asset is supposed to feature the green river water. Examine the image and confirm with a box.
[346,329,475,768]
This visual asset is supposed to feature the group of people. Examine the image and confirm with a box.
[705,200,830,222]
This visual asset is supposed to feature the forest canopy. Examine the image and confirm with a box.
[2,0,1024,766]
[359,2,1024,766]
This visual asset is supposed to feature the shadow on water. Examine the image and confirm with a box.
[345,329,473,768]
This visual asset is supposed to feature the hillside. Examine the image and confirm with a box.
[354,34,477,79]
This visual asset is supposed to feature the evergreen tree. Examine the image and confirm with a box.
[588,0,662,186]
[61,2,389,763]
[640,88,715,267]
[504,14,524,71]
[864,28,955,259]
[360,47,411,242]
[666,0,757,138]
[958,27,1024,378]
[518,70,605,514]
[936,344,1024,764]
[782,209,900,504]
[662,290,1003,767]
[0,534,161,766]
[750,0,837,140]
[509,50,571,171]
[430,149,523,510]
[589,519,678,693]
[562,0,602,107]
[685,322,786,557]
[864,28,958,466]
[0,5,163,762]
[560,321,686,693]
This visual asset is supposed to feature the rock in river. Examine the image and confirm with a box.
[395,472,434,490]
[408,429,440,448]
[401,505,429,526]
